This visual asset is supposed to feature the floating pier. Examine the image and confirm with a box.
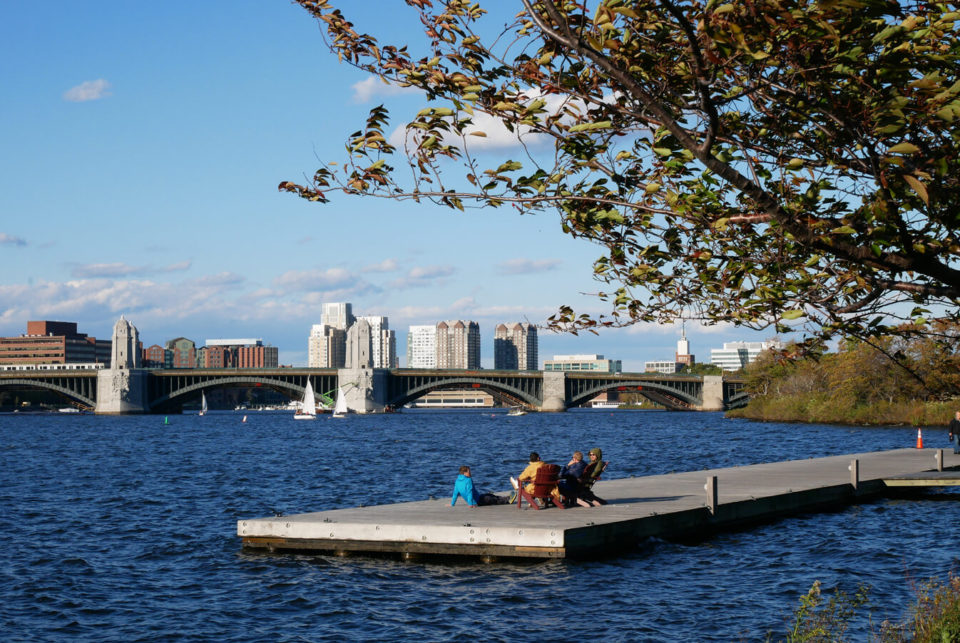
[238,448,960,561]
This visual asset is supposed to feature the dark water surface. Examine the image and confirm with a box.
[2,409,958,641]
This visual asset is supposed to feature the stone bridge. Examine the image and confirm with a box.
[0,367,747,414]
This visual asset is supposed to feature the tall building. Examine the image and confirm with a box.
[544,354,622,373]
[493,322,538,370]
[406,325,437,368]
[436,320,480,369]
[360,315,397,368]
[308,324,346,368]
[676,326,694,366]
[0,321,111,366]
[710,339,782,371]
[322,302,354,330]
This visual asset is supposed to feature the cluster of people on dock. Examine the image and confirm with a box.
[451,448,607,509]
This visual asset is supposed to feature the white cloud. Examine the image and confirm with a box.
[362,258,399,273]
[272,267,356,292]
[63,79,112,102]
[0,233,26,247]
[71,262,145,278]
[388,264,455,290]
[496,258,561,275]
[351,76,419,103]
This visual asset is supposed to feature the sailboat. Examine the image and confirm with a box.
[332,386,348,418]
[294,380,318,420]
[199,391,208,416]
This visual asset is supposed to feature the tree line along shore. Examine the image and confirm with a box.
[727,323,960,427]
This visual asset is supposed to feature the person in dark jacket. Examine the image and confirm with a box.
[949,411,960,454]
[558,451,587,503]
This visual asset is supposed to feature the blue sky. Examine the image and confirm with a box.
[0,1,773,369]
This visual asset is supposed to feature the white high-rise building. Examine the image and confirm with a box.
[407,325,437,368]
[360,315,397,368]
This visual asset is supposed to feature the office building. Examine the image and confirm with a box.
[494,322,538,370]
[142,344,169,369]
[710,339,782,371]
[676,327,694,366]
[205,338,278,369]
[0,321,111,366]
[436,320,480,369]
[406,325,437,368]
[544,354,622,373]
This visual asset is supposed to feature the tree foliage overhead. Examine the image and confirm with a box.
[283,0,960,353]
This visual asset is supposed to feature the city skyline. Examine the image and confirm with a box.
[0,2,773,371]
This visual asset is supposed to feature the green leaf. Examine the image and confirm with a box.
[782,309,805,320]
[831,226,857,234]
[888,142,921,155]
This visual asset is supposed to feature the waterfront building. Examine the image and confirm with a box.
[544,354,622,373]
[645,360,680,374]
[359,315,397,368]
[406,325,437,368]
[710,339,782,371]
[142,344,168,369]
[308,324,346,368]
[0,320,111,366]
[436,320,480,369]
[493,322,538,370]
[407,389,494,408]
[203,338,278,369]
[165,337,197,369]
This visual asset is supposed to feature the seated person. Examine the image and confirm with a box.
[451,465,509,507]
[558,451,587,501]
[514,452,563,506]
[578,448,608,506]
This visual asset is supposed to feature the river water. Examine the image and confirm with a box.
[1,409,957,641]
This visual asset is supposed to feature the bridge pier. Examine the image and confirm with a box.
[95,368,149,414]
[339,367,388,413]
[540,371,567,412]
[700,375,724,411]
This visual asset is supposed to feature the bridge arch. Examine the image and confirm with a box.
[0,378,96,409]
[567,379,700,411]
[148,374,338,412]
[387,372,541,409]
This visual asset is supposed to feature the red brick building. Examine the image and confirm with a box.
[0,321,111,365]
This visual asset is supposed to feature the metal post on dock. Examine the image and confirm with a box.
[936,449,944,472]
[849,459,859,490]
[705,476,718,514]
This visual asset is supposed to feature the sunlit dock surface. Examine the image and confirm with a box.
[238,448,960,561]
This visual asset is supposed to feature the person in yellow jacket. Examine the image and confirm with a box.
[511,452,563,506]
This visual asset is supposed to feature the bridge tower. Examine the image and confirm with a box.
[96,316,149,414]
[340,319,387,413]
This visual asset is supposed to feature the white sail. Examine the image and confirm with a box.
[294,380,318,420]
[199,391,207,416]
[332,386,347,418]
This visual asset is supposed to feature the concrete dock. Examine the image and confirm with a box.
[238,448,960,560]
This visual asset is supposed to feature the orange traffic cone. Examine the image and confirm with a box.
[916,428,924,449]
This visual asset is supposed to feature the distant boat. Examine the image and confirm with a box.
[199,391,208,416]
[332,387,347,418]
[507,406,527,416]
[295,380,318,420]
